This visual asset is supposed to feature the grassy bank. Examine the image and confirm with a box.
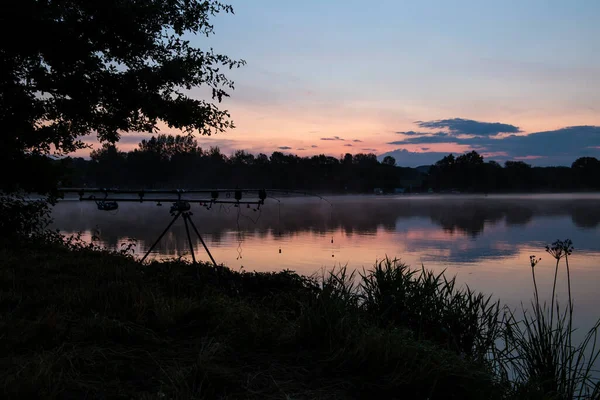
[1,240,505,399]
[1,238,598,399]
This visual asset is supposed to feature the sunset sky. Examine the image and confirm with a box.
[100,0,600,166]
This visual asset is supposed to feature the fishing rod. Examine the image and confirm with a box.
[57,187,332,209]
[59,187,268,195]
[57,187,335,266]
[58,187,331,199]
[58,188,268,211]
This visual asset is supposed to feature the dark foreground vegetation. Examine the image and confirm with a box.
[1,241,499,399]
[47,136,600,194]
[1,232,598,399]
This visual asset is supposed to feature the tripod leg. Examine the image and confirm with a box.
[182,213,197,264]
[186,215,218,267]
[141,212,181,263]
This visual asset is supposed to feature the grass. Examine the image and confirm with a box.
[0,236,598,399]
[1,238,504,399]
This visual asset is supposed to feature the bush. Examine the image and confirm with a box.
[0,194,56,245]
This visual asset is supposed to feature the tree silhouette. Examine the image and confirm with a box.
[137,134,201,160]
[24,138,600,193]
[572,157,600,189]
[382,156,397,166]
[1,0,244,193]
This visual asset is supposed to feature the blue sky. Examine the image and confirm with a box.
[111,0,600,166]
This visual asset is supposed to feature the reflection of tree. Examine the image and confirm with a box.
[428,205,504,237]
[504,206,534,226]
[51,197,600,250]
[571,206,600,229]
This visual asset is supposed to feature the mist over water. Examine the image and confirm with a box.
[52,193,600,331]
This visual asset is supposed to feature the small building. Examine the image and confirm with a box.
[374,188,384,195]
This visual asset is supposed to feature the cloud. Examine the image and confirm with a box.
[278,146,292,150]
[491,126,600,163]
[388,132,452,145]
[386,123,600,166]
[395,130,436,136]
[352,139,363,142]
[344,143,353,147]
[514,155,543,160]
[296,148,305,150]
[421,147,430,151]
[362,148,378,152]
[415,118,521,136]
[311,145,318,148]
[321,136,345,141]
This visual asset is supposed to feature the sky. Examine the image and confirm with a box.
[101,0,600,166]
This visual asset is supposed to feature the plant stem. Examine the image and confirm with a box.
[564,253,575,398]
[565,254,573,315]
[532,266,540,312]
[550,257,560,327]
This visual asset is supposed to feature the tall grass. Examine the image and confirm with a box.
[499,240,600,399]
[298,248,600,398]
[359,258,501,360]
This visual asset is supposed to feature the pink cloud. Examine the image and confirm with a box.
[481,151,509,158]
[386,143,473,153]
[514,155,544,160]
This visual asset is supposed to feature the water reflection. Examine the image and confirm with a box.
[50,195,600,297]
[53,195,600,245]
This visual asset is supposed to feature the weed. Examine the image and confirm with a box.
[500,240,600,399]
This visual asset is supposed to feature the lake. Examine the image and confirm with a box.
[51,193,600,332]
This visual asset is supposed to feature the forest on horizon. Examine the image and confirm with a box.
[38,134,599,194]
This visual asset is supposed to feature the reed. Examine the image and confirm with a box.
[359,257,501,360]
[499,240,600,399]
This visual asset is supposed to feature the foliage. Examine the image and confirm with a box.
[0,194,58,246]
[360,258,501,360]
[55,138,600,193]
[382,155,397,166]
[499,240,600,399]
[137,134,202,160]
[1,0,244,193]
[571,157,600,188]
[426,153,599,193]
[63,135,415,191]
[1,241,503,400]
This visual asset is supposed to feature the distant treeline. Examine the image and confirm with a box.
[53,134,600,193]
[428,151,600,193]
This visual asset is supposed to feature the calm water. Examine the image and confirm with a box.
[51,194,600,331]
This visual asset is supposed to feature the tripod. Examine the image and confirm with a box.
[140,210,217,266]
